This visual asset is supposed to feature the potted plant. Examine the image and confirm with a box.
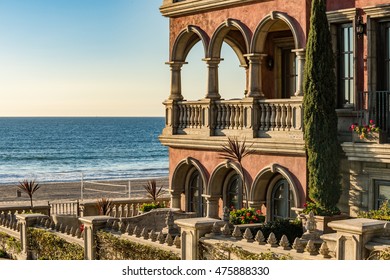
[17,180,41,211]
[229,207,265,225]
[350,120,383,143]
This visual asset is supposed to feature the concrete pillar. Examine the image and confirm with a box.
[175,218,225,260]
[203,58,222,99]
[245,53,267,98]
[292,49,306,97]
[79,216,118,260]
[16,214,48,259]
[205,196,220,218]
[166,61,187,101]
[328,218,386,260]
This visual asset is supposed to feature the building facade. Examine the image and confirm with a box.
[159,0,390,220]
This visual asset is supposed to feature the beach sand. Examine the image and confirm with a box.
[0,177,169,206]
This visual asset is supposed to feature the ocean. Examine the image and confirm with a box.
[0,117,169,184]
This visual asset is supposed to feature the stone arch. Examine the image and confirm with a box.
[171,157,208,194]
[208,18,251,66]
[250,11,305,53]
[171,25,209,62]
[250,163,301,208]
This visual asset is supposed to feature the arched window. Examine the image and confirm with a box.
[271,178,296,220]
[188,170,206,217]
[226,174,243,209]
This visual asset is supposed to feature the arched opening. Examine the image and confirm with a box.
[181,42,207,101]
[207,19,251,100]
[219,42,247,100]
[251,163,301,221]
[224,172,244,209]
[251,12,305,99]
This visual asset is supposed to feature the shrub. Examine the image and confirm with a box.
[143,180,163,202]
[229,208,265,225]
[302,201,341,216]
[358,200,390,221]
[255,219,304,244]
[140,202,163,212]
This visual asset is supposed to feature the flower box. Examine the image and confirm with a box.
[314,214,349,234]
[352,131,385,144]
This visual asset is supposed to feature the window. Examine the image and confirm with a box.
[281,48,297,98]
[188,170,205,217]
[337,23,354,108]
[226,174,243,209]
[377,22,390,91]
[374,180,390,209]
[271,179,296,220]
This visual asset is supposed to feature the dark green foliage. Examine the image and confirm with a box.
[96,231,180,260]
[17,179,40,210]
[358,200,390,221]
[140,202,163,212]
[253,219,303,244]
[28,228,83,260]
[303,201,341,216]
[229,208,265,225]
[303,0,341,211]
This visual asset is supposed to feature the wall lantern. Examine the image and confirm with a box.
[356,15,366,38]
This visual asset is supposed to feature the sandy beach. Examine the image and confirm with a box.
[0,177,169,206]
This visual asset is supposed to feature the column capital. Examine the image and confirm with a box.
[292,48,306,56]
[202,57,224,64]
[244,53,268,60]
[165,61,188,67]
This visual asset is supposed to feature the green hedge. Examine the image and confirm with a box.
[358,200,390,221]
[249,219,303,244]
[0,232,21,259]
[96,231,180,260]
[28,228,83,260]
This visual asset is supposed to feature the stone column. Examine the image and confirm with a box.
[292,49,306,97]
[16,214,48,259]
[166,61,187,101]
[204,196,220,219]
[170,191,182,209]
[79,216,118,260]
[175,218,225,260]
[245,53,267,98]
[203,58,222,99]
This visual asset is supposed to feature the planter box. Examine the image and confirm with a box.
[352,131,386,144]
[315,214,350,234]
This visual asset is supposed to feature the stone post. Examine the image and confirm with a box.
[328,218,387,260]
[16,213,48,259]
[175,218,225,260]
[244,53,267,98]
[292,49,306,97]
[204,196,220,219]
[166,61,186,101]
[203,58,222,99]
[170,190,182,209]
[79,216,118,260]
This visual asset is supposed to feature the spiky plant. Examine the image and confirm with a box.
[219,137,255,208]
[143,180,163,202]
[17,180,40,210]
[96,198,113,216]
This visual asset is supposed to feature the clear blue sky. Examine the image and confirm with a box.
[0,0,244,117]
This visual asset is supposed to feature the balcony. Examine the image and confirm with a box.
[160,97,305,155]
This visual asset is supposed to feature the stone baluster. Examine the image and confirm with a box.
[221,105,226,129]
[319,242,331,258]
[133,226,141,237]
[270,104,276,130]
[221,223,231,236]
[279,235,290,250]
[281,104,287,130]
[157,232,165,244]
[141,228,149,240]
[305,240,318,255]
[286,104,292,130]
[165,233,174,246]
[118,204,123,218]
[232,226,242,240]
[265,104,271,130]
[275,104,281,130]
[149,230,157,242]
[174,236,181,249]
[292,237,304,253]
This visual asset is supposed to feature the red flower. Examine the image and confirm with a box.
[370,119,374,124]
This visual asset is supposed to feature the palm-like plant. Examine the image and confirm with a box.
[143,180,163,202]
[17,180,40,210]
[96,198,113,216]
[219,137,255,208]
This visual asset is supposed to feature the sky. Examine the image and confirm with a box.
[0,0,244,117]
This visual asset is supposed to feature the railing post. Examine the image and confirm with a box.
[79,216,118,260]
[16,214,48,260]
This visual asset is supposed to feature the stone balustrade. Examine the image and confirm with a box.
[164,97,303,139]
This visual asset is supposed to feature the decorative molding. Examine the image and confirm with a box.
[160,0,260,17]
[159,135,306,156]
[341,143,390,163]
[326,8,356,23]
[364,4,390,18]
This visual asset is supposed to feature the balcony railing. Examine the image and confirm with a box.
[163,97,303,140]
[358,91,390,133]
